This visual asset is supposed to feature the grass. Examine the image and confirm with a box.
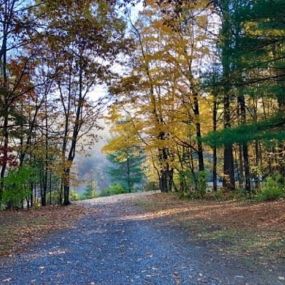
[0,205,87,256]
[135,193,285,264]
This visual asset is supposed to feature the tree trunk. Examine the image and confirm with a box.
[160,171,167,192]
[193,94,204,172]
[49,172,52,205]
[254,140,260,189]
[213,93,218,191]
[160,168,173,193]
[243,143,251,192]
[223,145,235,190]
[41,181,47,206]
[238,144,244,188]
[59,182,63,205]
[238,92,251,192]
[221,0,235,191]
[30,183,33,208]
[223,87,235,190]
[0,5,9,203]
[41,99,49,207]
[63,168,71,206]
[0,111,9,202]
[126,155,131,193]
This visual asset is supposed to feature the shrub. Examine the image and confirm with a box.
[204,190,225,201]
[256,176,285,202]
[70,190,80,201]
[180,170,208,199]
[197,171,207,197]
[144,181,159,191]
[2,166,37,208]
[100,183,127,197]
[81,184,97,200]
[46,190,61,205]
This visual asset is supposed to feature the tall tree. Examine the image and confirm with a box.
[0,0,40,201]
[40,0,129,205]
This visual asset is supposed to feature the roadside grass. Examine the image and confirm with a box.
[0,205,87,256]
[135,193,285,264]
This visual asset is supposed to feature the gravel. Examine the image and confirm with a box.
[0,192,284,285]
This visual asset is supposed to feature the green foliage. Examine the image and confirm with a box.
[81,184,97,200]
[203,113,285,147]
[106,147,146,193]
[2,166,38,208]
[197,171,207,196]
[203,188,249,201]
[256,176,285,202]
[46,190,61,205]
[179,170,207,198]
[204,0,285,150]
[178,170,193,192]
[203,190,225,201]
[100,183,127,197]
[144,181,159,191]
[70,190,80,201]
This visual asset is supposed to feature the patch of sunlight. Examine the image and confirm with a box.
[202,229,285,258]
[47,249,67,256]
[118,207,191,221]
[27,248,68,260]
[199,228,238,242]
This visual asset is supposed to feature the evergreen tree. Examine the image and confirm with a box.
[82,182,97,200]
[107,147,146,193]
[204,0,285,191]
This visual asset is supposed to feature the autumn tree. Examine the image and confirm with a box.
[0,0,130,208]
[0,0,41,202]
[38,0,129,205]
[109,0,215,193]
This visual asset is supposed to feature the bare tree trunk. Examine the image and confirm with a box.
[49,172,52,205]
[59,182,63,205]
[0,57,8,203]
[0,1,16,202]
[193,94,204,172]
[160,167,173,193]
[213,93,218,191]
[63,167,71,206]
[238,92,251,192]
[221,0,235,191]
[223,98,235,190]
[0,111,9,202]
[238,144,244,188]
[30,183,34,208]
[126,154,131,193]
[41,95,49,206]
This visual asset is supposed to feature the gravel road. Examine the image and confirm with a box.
[0,192,284,285]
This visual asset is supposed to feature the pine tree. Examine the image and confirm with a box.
[107,147,146,193]
[204,0,285,191]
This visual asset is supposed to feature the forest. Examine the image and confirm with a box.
[2,1,285,284]
[1,0,285,209]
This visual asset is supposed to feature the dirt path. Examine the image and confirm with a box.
[0,192,284,285]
